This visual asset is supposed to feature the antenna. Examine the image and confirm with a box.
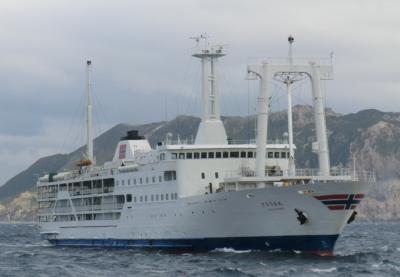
[189,36,201,50]
[189,33,209,51]
[86,60,94,165]
[288,35,294,64]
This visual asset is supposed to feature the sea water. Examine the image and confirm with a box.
[0,221,399,276]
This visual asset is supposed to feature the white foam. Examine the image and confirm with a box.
[268,248,282,253]
[212,247,251,254]
[372,262,383,268]
[310,267,337,273]
[380,245,389,251]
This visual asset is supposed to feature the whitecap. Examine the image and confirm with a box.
[371,262,382,268]
[310,267,337,273]
[268,248,282,253]
[212,247,251,253]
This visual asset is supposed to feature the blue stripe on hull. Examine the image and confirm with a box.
[49,235,339,254]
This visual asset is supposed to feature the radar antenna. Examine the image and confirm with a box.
[189,33,209,50]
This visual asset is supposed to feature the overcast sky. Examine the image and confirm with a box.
[0,0,399,185]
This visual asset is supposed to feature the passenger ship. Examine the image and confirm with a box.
[37,36,374,255]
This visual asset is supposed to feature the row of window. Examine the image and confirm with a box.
[116,171,177,187]
[38,212,121,222]
[126,192,178,203]
[38,178,115,194]
[161,151,291,160]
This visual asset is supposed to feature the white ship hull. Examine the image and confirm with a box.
[41,180,370,255]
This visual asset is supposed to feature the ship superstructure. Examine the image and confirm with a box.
[37,36,374,255]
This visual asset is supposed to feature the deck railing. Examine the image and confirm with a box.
[224,167,376,182]
[254,57,333,66]
[160,138,289,146]
[38,203,125,215]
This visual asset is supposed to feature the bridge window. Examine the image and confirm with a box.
[164,171,176,181]
[126,194,132,202]
[166,194,169,201]
[179,153,185,159]
[223,151,229,158]
[268,152,273,158]
[248,152,253,158]
[201,172,205,179]
[216,152,221,158]
[274,152,280,158]
[186,152,193,159]
[201,152,207,159]
[230,151,239,158]
[116,195,125,204]
[215,172,219,179]
[59,183,67,191]
[171,153,177,160]
[194,152,200,159]
[281,152,287,158]
[240,151,246,158]
[208,152,214,158]
[152,176,155,183]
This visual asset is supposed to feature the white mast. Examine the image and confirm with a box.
[286,35,296,176]
[286,79,295,176]
[247,62,271,186]
[191,34,227,145]
[275,35,302,176]
[86,60,94,164]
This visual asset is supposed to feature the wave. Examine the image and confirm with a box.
[211,247,252,254]
[310,267,337,273]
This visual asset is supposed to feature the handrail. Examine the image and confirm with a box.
[258,57,332,66]
[223,168,376,182]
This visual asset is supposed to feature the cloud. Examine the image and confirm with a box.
[0,0,399,184]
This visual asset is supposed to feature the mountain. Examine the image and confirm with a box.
[1,105,400,220]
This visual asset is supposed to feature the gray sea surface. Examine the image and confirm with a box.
[0,221,399,276]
